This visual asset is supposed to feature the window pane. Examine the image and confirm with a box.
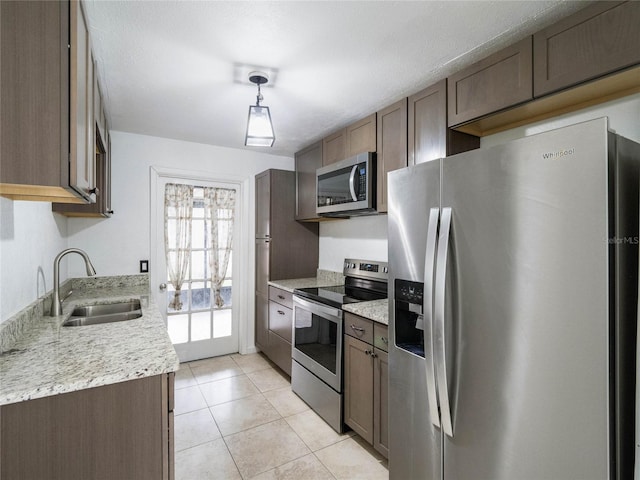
[167,286,188,313]
[192,219,205,248]
[191,250,206,279]
[217,286,232,307]
[191,311,211,341]
[166,220,176,248]
[168,314,189,344]
[213,309,232,338]
[191,282,211,310]
[218,221,230,244]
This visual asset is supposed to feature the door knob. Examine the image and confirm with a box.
[159,283,167,291]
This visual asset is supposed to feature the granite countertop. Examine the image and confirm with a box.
[268,269,346,293]
[268,277,340,293]
[0,283,179,406]
[343,299,389,325]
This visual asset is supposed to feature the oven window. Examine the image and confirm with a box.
[295,313,338,375]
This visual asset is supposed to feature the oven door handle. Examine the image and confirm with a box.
[293,296,342,322]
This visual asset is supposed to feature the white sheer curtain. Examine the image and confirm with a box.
[204,187,236,308]
[164,183,194,311]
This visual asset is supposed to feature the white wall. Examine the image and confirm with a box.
[0,132,292,325]
[67,131,293,277]
[0,200,68,321]
[319,215,388,271]
[481,93,640,147]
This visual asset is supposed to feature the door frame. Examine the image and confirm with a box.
[150,166,254,356]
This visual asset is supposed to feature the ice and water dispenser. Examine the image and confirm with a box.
[394,279,426,357]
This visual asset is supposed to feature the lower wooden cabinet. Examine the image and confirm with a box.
[0,373,175,479]
[261,286,293,376]
[343,312,389,458]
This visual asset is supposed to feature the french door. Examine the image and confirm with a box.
[153,175,240,362]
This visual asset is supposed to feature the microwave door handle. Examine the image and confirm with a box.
[348,165,358,201]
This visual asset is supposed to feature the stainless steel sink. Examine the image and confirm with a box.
[70,299,141,317]
[63,300,142,327]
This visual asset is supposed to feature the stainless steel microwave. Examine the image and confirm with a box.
[316,152,376,217]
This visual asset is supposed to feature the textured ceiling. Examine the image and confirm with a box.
[83,0,590,157]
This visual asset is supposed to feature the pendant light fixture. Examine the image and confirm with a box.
[245,71,275,147]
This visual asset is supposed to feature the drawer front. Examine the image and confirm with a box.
[269,301,293,343]
[344,312,374,345]
[269,286,293,309]
[373,323,390,353]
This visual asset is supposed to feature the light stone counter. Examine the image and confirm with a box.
[342,299,389,325]
[0,277,179,406]
[268,269,345,293]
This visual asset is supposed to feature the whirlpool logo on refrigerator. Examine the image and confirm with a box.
[542,148,576,159]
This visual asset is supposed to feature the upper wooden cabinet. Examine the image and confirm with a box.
[447,37,533,127]
[409,80,479,167]
[54,61,113,217]
[295,141,322,221]
[0,0,98,204]
[322,129,347,166]
[346,113,377,157]
[322,114,377,166]
[376,99,407,213]
[533,1,640,97]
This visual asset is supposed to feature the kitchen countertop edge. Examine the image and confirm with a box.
[0,285,179,406]
[343,299,389,325]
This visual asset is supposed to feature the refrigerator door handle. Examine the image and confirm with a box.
[434,207,454,437]
[424,207,441,428]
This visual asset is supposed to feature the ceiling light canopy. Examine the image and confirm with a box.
[245,72,275,147]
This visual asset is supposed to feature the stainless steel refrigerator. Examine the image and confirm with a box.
[387,118,639,480]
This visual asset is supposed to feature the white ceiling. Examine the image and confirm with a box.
[83,0,590,157]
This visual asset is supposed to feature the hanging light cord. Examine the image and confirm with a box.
[256,83,263,106]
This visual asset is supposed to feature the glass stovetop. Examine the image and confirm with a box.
[294,284,386,309]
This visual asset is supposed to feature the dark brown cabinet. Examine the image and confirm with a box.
[0,373,175,479]
[322,129,347,166]
[346,113,377,157]
[343,312,389,458]
[533,1,640,97]
[447,37,533,127]
[322,114,377,166]
[376,100,407,213]
[254,169,318,371]
[53,63,113,217]
[267,286,294,375]
[294,141,322,221]
[409,80,479,167]
[52,128,113,217]
[0,0,98,204]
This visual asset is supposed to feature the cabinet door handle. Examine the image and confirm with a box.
[364,349,372,356]
[277,295,285,300]
[380,336,388,344]
[350,324,365,334]
[277,310,285,315]
[371,352,378,358]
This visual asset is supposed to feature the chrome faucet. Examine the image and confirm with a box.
[50,248,97,316]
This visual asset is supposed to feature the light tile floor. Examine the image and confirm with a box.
[174,352,389,480]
